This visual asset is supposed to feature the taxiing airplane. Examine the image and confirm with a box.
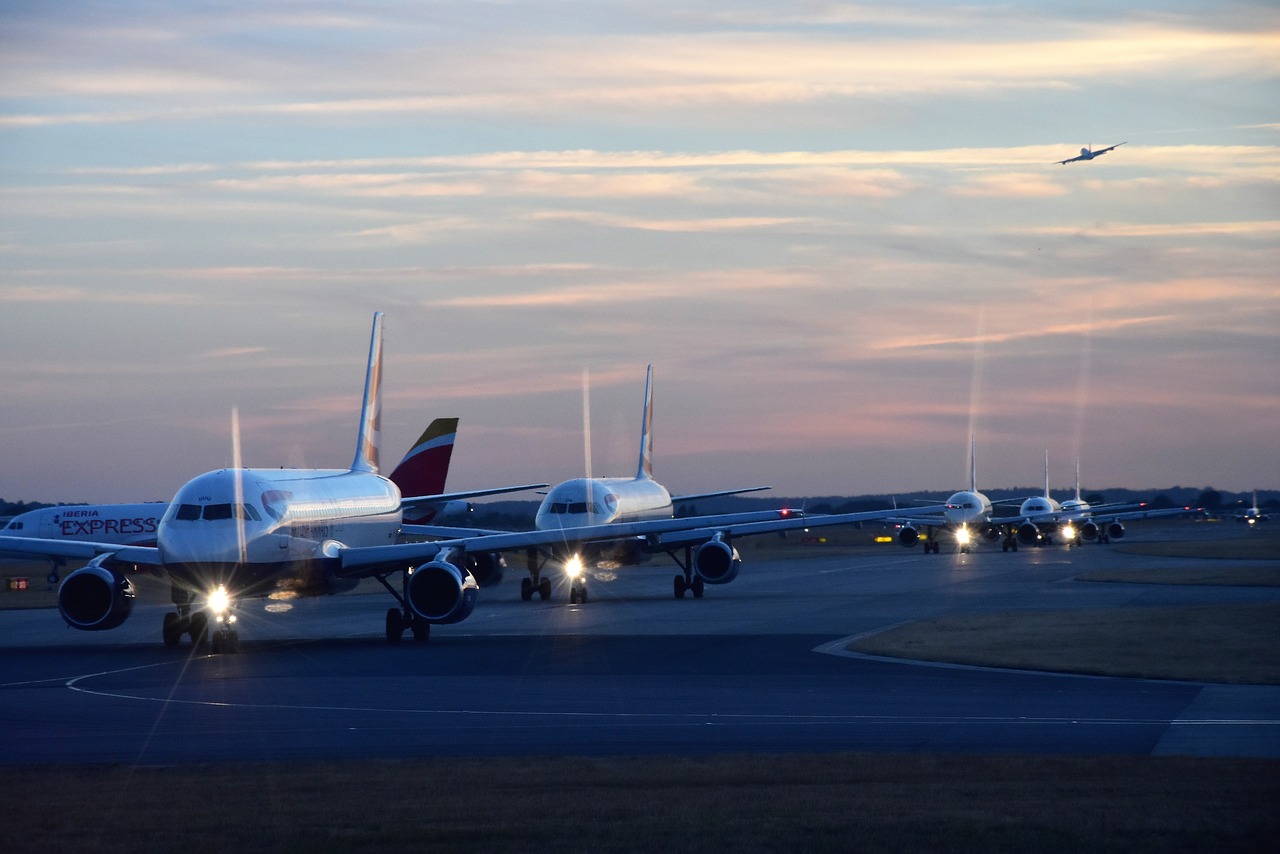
[410,366,835,603]
[1008,457,1196,547]
[1056,142,1126,164]
[1230,492,1268,526]
[892,437,1009,554]
[0,313,942,650]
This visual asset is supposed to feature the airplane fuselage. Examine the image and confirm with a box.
[534,476,674,530]
[943,489,992,527]
[2,503,166,549]
[158,467,401,601]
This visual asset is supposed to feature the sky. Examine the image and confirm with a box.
[1,1,1277,504]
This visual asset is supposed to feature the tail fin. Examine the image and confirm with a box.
[1074,459,1083,502]
[388,418,459,496]
[351,312,384,473]
[1043,451,1051,499]
[636,364,654,480]
[969,434,977,493]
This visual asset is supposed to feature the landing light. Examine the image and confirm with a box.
[1062,524,1077,540]
[564,555,584,580]
[208,584,230,616]
[956,527,971,545]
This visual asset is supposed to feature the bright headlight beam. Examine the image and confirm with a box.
[208,584,230,616]
[564,555,584,580]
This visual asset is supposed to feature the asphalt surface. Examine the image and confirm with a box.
[2,525,1278,764]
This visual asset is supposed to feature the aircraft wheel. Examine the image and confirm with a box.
[674,575,686,599]
[692,577,704,599]
[569,587,578,604]
[211,632,223,654]
[538,577,552,601]
[520,577,533,602]
[162,612,183,647]
[385,608,405,643]
[1001,541,1009,553]
[580,585,588,603]
[226,630,240,654]
[188,612,208,647]
[411,619,430,642]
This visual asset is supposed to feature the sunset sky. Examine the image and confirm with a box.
[2,1,1277,504]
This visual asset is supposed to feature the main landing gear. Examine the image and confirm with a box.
[520,549,553,602]
[670,545,705,599]
[161,607,209,648]
[375,572,431,643]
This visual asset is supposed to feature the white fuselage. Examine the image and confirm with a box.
[943,489,992,527]
[1019,494,1063,520]
[158,467,401,599]
[534,477,674,531]
[2,503,166,548]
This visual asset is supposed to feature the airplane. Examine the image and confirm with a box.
[0,313,945,650]
[1009,457,1197,546]
[1056,142,1126,164]
[0,416,539,589]
[1230,492,1268,526]
[891,437,1012,554]
[408,365,835,604]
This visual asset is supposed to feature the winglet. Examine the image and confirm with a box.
[351,312,384,473]
[388,417,459,496]
[636,364,654,480]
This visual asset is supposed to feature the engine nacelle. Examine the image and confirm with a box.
[406,556,479,624]
[58,561,135,631]
[897,525,920,547]
[980,525,1001,543]
[462,551,505,588]
[1107,522,1125,541]
[1017,522,1042,546]
[693,538,741,585]
[1079,521,1100,541]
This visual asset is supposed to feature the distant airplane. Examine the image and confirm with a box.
[1230,492,1268,526]
[0,313,943,649]
[1056,142,1126,164]
[892,437,1008,554]
[411,366,921,603]
[1009,456,1195,546]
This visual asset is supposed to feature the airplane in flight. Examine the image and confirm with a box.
[1230,492,1268,526]
[0,313,942,650]
[1056,142,1126,164]
[892,437,1010,554]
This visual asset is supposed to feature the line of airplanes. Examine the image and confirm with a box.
[0,313,1203,652]
[3,312,956,651]
[890,446,1196,555]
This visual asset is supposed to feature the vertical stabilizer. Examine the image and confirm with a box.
[636,365,654,480]
[388,417,458,496]
[351,312,384,473]
[969,434,977,493]
[1074,459,1082,502]
[1043,451,1051,499]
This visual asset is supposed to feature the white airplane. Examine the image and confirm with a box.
[0,313,942,650]
[0,416,538,590]
[1056,142,1126,164]
[414,366,837,603]
[892,437,1009,554]
[1010,457,1196,546]
[1230,492,1268,526]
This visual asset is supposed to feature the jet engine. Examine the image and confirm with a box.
[405,553,479,624]
[897,525,920,547]
[981,525,1001,543]
[1017,522,1042,546]
[58,558,136,631]
[1079,521,1100,541]
[693,537,741,585]
[1107,522,1125,540]
[461,551,505,588]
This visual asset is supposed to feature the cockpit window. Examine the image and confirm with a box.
[172,503,261,522]
[548,502,603,515]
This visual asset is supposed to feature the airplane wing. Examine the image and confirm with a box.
[0,536,163,566]
[339,504,949,577]
[400,483,548,510]
[1056,154,1084,164]
[670,486,772,503]
[1091,505,1196,523]
[1095,142,1126,155]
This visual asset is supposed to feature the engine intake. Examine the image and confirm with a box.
[406,556,479,624]
[897,525,920,547]
[1017,522,1041,546]
[1107,522,1125,540]
[693,538,741,585]
[59,560,135,631]
[462,551,505,588]
[1079,521,1100,541]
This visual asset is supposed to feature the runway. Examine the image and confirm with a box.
[3,529,1278,764]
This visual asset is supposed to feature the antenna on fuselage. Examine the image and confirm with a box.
[636,364,654,480]
[351,311,384,473]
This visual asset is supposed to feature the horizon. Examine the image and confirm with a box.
[2,2,1277,503]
